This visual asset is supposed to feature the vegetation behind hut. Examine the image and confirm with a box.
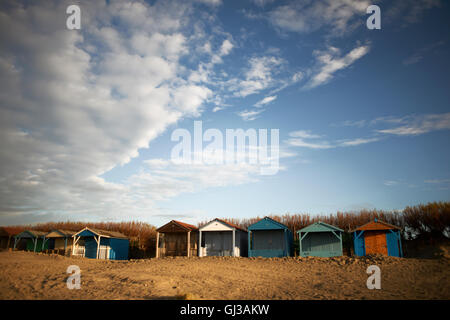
[2,202,449,258]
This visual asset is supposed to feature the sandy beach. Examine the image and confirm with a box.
[0,250,448,300]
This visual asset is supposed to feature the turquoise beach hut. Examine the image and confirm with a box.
[297,221,344,257]
[248,217,293,257]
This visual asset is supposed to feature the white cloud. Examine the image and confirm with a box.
[267,0,370,35]
[254,95,277,107]
[286,130,379,149]
[337,137,380,147]
[237,109,265,121]
[252,0,275,7]
[386,0,441,26]
[0,0,226,223]
[289,130,322,139]
[376,113,450,136]
[234,56,284,97]
[424,179,450,184]
[304,44,370,89]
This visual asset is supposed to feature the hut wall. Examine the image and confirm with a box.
[238,230,248,257]
[189,232,198,257]
[203,231,233,256]
[301,232,342,257]
[159,232,198,257]
[0,237,9,249]
[109,238,129,260]
[353,231,365,256]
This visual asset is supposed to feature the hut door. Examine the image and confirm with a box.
[365,231,387,255]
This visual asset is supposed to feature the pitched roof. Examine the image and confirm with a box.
[73,227,128,239]
[172,220,199,231]
[15,230,47,238]
[248,216,289,231]
[214,218,247,232]
[351,219,402,232]
[157,220,199,232]
[45,229,76,238]
[0,227,25,236]
[297,221,344,233]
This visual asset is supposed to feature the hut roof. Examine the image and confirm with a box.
[214,218,247,232]
[297,221,344,233]
[45,229,76,238]
[248,216,289,231]
[15,230,47,238]
[351,219,402,232]
[157,220,198,233]
[73,227,128,239]
[0,227,25,236]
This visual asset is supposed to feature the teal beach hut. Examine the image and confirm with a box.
[13,230,48,252]
[248,217,293,257]
[297,221,344,257]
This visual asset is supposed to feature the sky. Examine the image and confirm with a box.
[0,0,449,227]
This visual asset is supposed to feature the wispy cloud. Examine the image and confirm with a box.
[403,40,446,66]
[303,44,370,89]
[424,179,450,184]
[237,109,265,121]
[376,113,450,136]
[286,130,380,149]
[234,56,285,97]
[254,95,277,107]
[267,0,370,36]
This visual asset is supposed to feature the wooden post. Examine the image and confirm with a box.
[14,236,18,250]
[33,237,37,252]
[72,236,76,256]
[299,232,302,257]
[96,235,101,259]
[155,232,159,258]
[187,231,191,257]
[6,235,11,249]
[198,230,202,257]
[248,231,251,257]
[232,228,236,257]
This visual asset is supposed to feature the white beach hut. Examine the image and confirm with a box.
[198,218,248,257]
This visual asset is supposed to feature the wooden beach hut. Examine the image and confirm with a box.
[72,227,129,260]
[247,217,293,257]
[44,230,75,255]
[352,219,403,257]
[156,220,199,258]
[13,230,48,252]
[0,227,24,250]
[297,221,344,257]
[199,218,248,257]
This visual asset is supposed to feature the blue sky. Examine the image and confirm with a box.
[0,0,449,226]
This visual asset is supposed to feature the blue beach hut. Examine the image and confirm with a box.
[72,227,129,260]
[297,221,344,257]
[248,217,293,257]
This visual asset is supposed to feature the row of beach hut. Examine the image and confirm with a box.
[1,217,403,260]
[155,217,403,258]
[0,227,129,260]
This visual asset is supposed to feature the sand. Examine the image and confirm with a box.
[0,250,448,300]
